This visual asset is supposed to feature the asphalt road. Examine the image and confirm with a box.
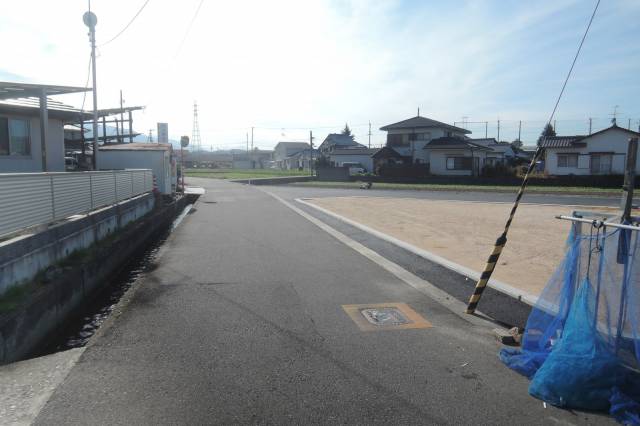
[35,179,612,425]
[263,183,626,207]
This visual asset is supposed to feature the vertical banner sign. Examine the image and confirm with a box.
[157,122,169,144]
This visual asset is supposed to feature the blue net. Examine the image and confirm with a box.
[501,219,640,424]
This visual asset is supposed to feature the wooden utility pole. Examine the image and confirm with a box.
[589,117,592,135]
[309,130,314,176]
[497,119,500,142]
[622,137,638,221]
[128,110,133,143]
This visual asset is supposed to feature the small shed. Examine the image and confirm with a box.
[98,143,176,194]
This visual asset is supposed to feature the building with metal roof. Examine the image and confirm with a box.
[541,125,640,176]
[0,82,91,173]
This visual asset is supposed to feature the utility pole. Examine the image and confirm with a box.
[497,119,500,142]
[553,119,557,133]
[621,138,638,222]
[250,127,254,169]
[83,2,99,169]
[119,90,125,143]
[629,118,632,130]
[309,130,314,176]
[589,117,592,135]
[485,121,488,138]
[148,129,154,143]
[368,121,371,149]
[518,120,522,142]
[246,132,249,153]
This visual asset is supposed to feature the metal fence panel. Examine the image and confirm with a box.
[115,172,132,202]
[0,169,153,238]
[91,173,117,208]
[0,175,53,237]
[52,174,92,220]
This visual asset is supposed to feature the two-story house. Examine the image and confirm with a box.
[318,133,365,154]
[273,141,310,169]
[379,115,471,165]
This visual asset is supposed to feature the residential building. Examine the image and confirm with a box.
[318,133,364,154]
[98,143,177,194]
[468,138,516,166]
[327,147,378,172]
[423,137,493,176]
[380,115,470,164]
[273,142,310,169]
[0,82,91,173]
[284,148,317,170]
[540,125,640,176]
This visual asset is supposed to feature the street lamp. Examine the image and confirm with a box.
[83,7,98,169]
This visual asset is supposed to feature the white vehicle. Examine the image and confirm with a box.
[342,162,366,175]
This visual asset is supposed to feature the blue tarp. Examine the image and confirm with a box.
[501,222,640,424]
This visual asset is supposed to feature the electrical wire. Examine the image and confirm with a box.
[99,0,151,47]
[173,0,205,60]
[547,0,600,125]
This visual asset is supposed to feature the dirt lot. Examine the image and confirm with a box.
[307,196,618,296]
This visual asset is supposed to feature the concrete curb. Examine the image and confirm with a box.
[295,198,539,307]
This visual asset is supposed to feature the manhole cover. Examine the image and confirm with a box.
[342,303,432,332]
[360,307,412,326]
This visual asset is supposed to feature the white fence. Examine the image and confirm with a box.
[0,169,153,238]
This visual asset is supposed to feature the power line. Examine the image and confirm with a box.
[99,0,151,47]
[173,0,205,59]
[547,0,600,125]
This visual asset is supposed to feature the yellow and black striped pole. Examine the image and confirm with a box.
[465,146,544,314]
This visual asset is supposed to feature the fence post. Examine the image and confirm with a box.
[113,171,118,203]
[49,175,56,220]
[89,173,94,210]
[131,170,134,197]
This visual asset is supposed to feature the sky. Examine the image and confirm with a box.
[1,0,639,149]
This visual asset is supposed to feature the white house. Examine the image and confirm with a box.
[98,143,177,194]
[284,148,317,170]
[273,142,310,169]
[327,147,378,172]
[0,82,91,173]
[423,137,493,176]
[318,133,364,154]
[380,115,471,164]
[541,125,640,176]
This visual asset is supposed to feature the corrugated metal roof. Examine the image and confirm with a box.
[0,97,92,120]
[99,142,172,151]
[0,81,89,101]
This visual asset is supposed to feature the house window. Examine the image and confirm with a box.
[387,133,409,147]
[590,153,612,174]
[0,117,30,156]
[557,153,578,168]
[446,156,472,170]
[417,132,431,141]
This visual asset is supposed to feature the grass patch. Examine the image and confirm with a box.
[185,168,310,180]
[290,181,622,195]
[0,281,37,313]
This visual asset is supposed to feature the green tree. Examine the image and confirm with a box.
[541,123,556,137]
[341,123,353,138]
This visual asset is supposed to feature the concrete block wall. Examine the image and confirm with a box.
[0,193,155,295]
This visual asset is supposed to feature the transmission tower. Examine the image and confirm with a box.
[192,101,202,152]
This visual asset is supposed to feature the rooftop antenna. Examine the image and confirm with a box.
[611,105,620,125]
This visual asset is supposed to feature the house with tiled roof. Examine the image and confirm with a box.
[539,124,640,175]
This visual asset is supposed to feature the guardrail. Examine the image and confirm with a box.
[0,169,153,238]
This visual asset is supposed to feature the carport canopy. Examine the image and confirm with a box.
[0,81,91,172]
